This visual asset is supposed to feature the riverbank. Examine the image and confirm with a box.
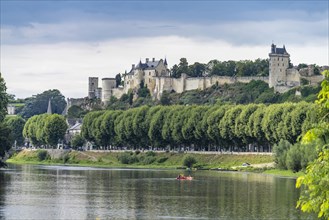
[7,149,301,177]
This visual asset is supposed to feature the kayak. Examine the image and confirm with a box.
[176,176,193,180]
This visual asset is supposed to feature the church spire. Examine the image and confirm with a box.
[47,98,52,114]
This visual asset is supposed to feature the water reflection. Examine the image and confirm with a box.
[0,165,313,220]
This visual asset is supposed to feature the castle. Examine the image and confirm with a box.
[87,44,326,104]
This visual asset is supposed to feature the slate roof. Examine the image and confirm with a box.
[275,47,287,54]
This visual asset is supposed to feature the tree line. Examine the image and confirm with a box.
[171,58,269,78]
[81,102,317,151]
[23,114,68,148]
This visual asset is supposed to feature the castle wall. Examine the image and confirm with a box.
[185,78,203,91]
[301,75,324,85]
[112,88,125,99]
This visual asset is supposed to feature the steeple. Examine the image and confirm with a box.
[164,58,168,66]
[47,98,52,114]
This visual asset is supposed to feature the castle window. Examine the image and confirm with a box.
[280,69,282,72]
[283,63,284,66]
[278,63,279,66]
[278,57,279,61]
[149,72,151,76]
[282,58,283,61]
[149,78,151,83]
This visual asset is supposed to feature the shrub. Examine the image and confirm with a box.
[286,144,302,172]
[117,152,139,164]
[135,150,141,155]
[142,156,156,165]
[146,151,156,157]
[157,157,168,163]
[37,150,49,161]
[62,153,70,164]
[183,155,197,168]
[273,140,292,169]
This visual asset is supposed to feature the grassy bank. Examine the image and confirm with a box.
[8,149,274,170]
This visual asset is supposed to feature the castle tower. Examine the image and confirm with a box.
[102,78,116,105]
[269,44,290,88]
[88,77,99,98]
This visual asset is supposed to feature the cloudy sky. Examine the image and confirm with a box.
[1,0,328,99]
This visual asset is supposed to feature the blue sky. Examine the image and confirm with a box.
[1,0,328,98]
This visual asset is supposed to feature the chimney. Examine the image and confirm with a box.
[132,64,135,69]
[146,58,149,63]
[152,58,155,62]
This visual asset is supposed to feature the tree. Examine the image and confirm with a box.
[115,73,122,87]
[0,73,11,166]
[0,73,8,122]
[296,70,329,219]
[0,123,12,158]
[44,114,68,147]
[20,89,67,119]
[183,155,197,168]
[67,105,84,118]
[71,134,85,149]
[5,116,26,146]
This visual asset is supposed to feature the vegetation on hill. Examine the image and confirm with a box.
[169,57,322,78]
[104,80,320,110]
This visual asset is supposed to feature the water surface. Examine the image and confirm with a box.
[0,164,313,219]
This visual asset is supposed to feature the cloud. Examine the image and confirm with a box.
[1,36,328,99]
[1,11,327,46]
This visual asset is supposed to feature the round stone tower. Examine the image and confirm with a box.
[102,78,116,104]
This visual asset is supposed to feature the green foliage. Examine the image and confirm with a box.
[37,150,49,161]
[0,73,8,122]
[157,157,168,163]
[285,144,302,172]
[4,116,26,146]
[137,81,150,98]
[183,155,197,168]
[117,152,139,164]
[146,151,156,157]
[23,114,68,148]
[0,123,13,158]
[273,140,292,169]
[115,73,122,87]
[296,70,329,219]
[67,105,85,118]
[19,89,67,119]
[71,134,85,149]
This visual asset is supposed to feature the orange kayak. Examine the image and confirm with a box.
[176,176,193,180]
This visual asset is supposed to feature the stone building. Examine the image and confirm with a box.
[269,44,323,93]
[88,44,325,103]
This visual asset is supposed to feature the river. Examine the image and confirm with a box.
[0,164,313,219]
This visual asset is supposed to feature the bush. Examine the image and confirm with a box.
[117,152,139,164]
[62,153,70,164]
[142,156,156,165]
[157,157,168,163]
[273,140,292,169]
[37,150,49,161]
[183,155,197,168]
[146,151,156,157]
[286,144,302,172]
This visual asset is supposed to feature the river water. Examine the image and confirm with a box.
[0,164,313,220]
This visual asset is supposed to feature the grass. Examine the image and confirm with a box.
[8,150,305,178]
[8,149,274,169]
